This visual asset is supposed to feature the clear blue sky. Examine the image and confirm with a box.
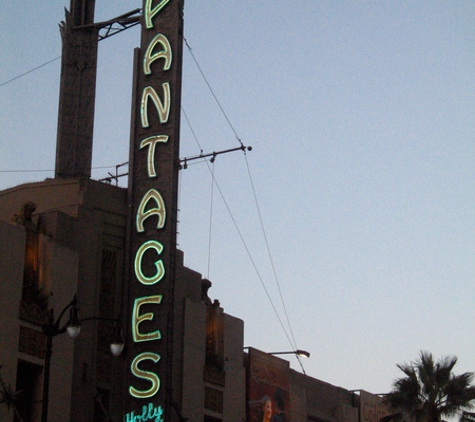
[1,1,474,397]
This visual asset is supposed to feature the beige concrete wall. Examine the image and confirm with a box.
[8,180,129,422]
[0,178,84,222]
[0,178,128,421]
[223,314,246,421]
[0,178,127,225]
[172,251,204,411]
[0,214,79,421]
[0,220,24,421]
[46,238,79,422]
[182,298,207,420]
[181,300,246,422]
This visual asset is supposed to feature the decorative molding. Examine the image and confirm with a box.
[19,299,49,325]
[204,363,225,387]
[204,386,224,414]
[18,325,45,359]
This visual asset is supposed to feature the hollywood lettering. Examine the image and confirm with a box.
[124,402,165,422]
[129,0,174,409]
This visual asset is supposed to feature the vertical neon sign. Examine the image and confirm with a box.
[126,0,184,420]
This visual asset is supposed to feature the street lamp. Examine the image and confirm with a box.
[268,349,311,358]
[267,349,311,375]
[41,294,124,422]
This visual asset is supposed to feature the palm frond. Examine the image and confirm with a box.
[386,352,475,422]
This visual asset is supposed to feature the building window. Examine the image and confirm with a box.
[204,416,222,422]
[205,302,225,371]
[14,360,42,422]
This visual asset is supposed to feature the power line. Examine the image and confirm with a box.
[0,56,61,88]
[184,37,243,148]
[0,9,141,89]
[0,164,126,174]
[183,37,305,369]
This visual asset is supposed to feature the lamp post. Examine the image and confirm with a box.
[268,349,311,358]
[41,294,124,422]
[267,349,311,375]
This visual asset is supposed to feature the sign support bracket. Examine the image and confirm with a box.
[180,144,252,169]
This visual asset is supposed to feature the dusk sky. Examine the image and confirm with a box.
[1,1,474,399]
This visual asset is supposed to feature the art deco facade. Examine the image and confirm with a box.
[0,178,246,421]
[0,180,386,422]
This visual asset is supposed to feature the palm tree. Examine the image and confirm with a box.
[460,411,475,422]
[382,351,475,422]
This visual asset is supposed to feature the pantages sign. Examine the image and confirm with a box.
[125,0,184,420]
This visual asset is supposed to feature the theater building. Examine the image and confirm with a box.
[0,191,386,421]
[0,1,386,421]
[0,177,247,421]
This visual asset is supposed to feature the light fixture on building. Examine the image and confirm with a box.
[110,323,125,357]
[268,349,311,358]
[41,294,124,422]
[65,299,81,338]
[64,303,125,356]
